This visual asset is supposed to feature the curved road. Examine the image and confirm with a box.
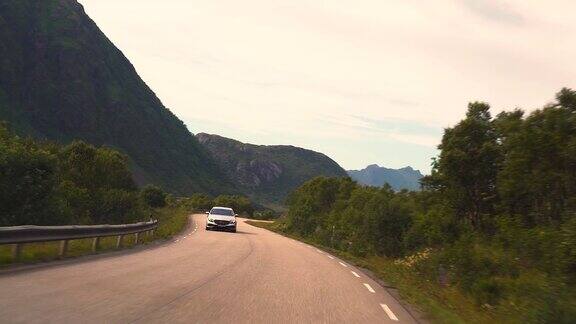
[0,215,417,323]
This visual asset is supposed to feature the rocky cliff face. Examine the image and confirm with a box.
[196,133,348,204]
[234,160,283,188]
[347,164,423,191]
[0,0,233,195]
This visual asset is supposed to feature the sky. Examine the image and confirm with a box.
[78,0,576,173]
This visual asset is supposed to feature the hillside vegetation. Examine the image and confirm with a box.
[0,123,152,226]
[0,0,233,195]
[196,133,348,205]
[274,88,576,323]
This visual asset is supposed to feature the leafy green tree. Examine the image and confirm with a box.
[285,177,412,256]
[58,141,136,191]
[424,102,500,229]
[140,185,167,208]
[56,141,141,224]
[556,87,576,111]
[188,193,213,211]
[495,89,576,225]
[0,125,146,226]
[0,125,61,225]
[285,177,354,236]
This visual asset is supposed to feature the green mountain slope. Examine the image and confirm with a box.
[196,133,348,205]
[347,164,423,191]
[0,0,233,195]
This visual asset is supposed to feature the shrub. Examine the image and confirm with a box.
[140,185,167,208]
[0,124,146,226]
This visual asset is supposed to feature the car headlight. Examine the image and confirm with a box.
[230,218,236,223]
[207,218,215,223]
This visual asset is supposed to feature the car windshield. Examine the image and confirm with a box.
[211,208,234,216]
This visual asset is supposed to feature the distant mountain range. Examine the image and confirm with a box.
[347,165,423,191]
[197,133,348,206]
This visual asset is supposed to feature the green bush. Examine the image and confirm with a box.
[0,127,60,226]
[0,124,147,226]
[140,185,167,208]
[187,193,213,211]
[404,205,460,250]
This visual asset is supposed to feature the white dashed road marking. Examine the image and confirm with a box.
[261,235,398,320]
[363,283,375,293]
[250,231,401,321]
[380,304,399,321]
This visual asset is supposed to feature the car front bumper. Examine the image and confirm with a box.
[206,223,237,231]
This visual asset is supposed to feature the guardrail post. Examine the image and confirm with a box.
[59,240,68,257]
[92,237,100,252]
[12,243,22,260]
[135,232,140,244]
[116,235,123,248]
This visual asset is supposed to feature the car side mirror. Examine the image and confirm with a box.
[235,214,238,216]
[205,211,210,214]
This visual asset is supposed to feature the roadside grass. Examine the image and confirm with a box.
[0,204,190,267]
[245,220,494,324]
[363,256,492,324]
[144,204,190,241]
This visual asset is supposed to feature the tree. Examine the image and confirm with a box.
[426,102,501,229]
[0,124,60,225]
[186,193,213,211]
[57,141,142,224]
[556,87,576,111]
[58,141,136,191]
[285,177,352,235]
[495,89,576,225]
[0,124,147,226]
[140,185,167,208]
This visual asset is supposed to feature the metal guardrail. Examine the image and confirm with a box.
[0,220,158,260]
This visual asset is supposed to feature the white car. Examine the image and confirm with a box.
[205,207,237,232]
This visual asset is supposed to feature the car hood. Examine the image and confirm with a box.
[208,215,235,221]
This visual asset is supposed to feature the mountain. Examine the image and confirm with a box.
[347,164,423,191]
[0,0,233,195]
[196,133,348,205]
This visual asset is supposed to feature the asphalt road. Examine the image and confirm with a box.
[0,214,418,323]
